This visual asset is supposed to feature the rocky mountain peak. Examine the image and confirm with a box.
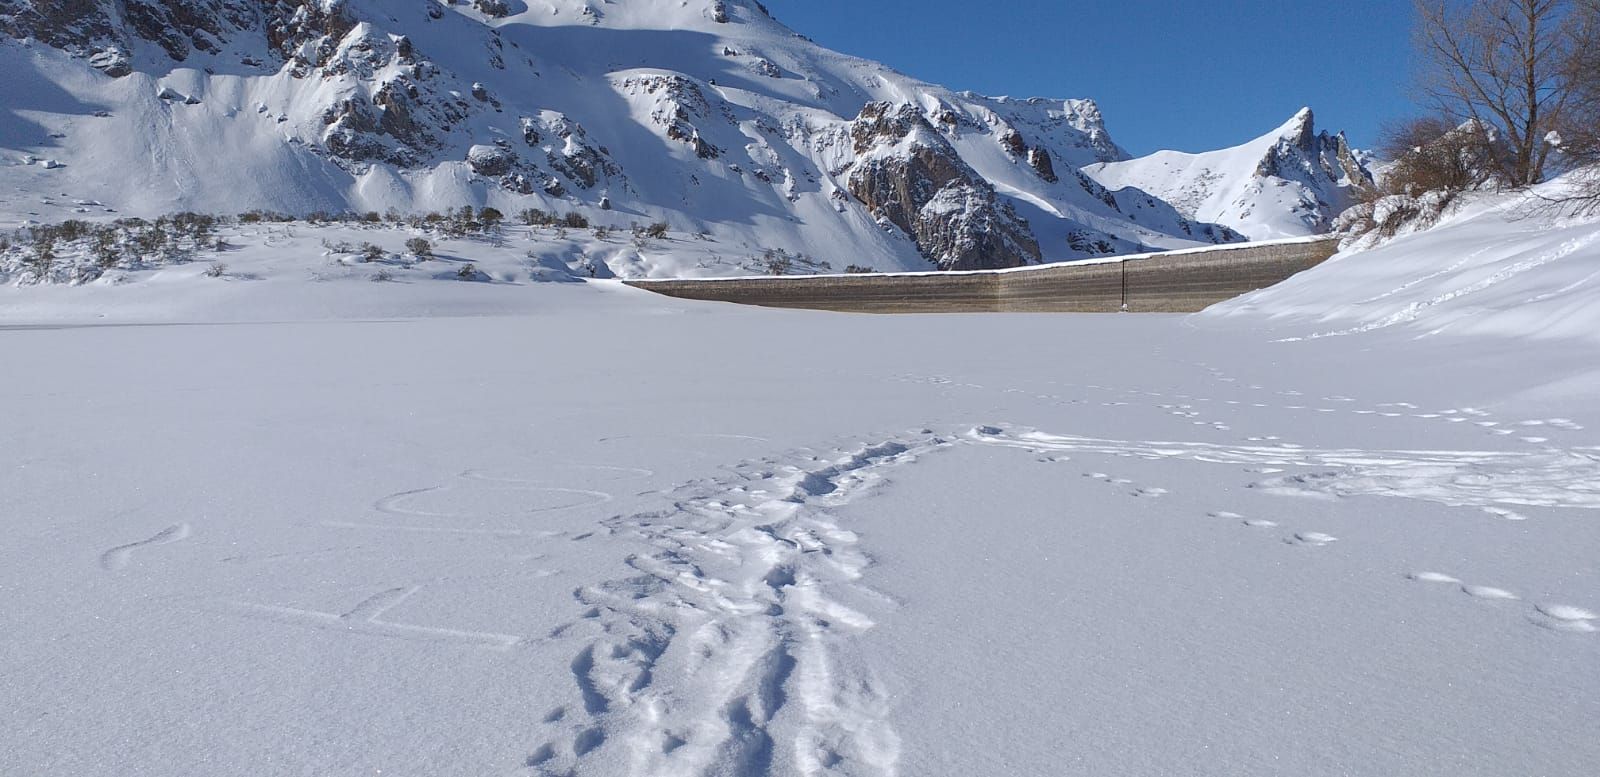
[1253,108,1373,190]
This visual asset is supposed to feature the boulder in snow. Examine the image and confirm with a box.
[87,48,131,78]
[467,144,516,177]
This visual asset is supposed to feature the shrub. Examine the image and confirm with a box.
[204,262,227,278]
[360,242,386,262]
[92,232,120,267]
[761,248,792,276]
[562,212,590,229]
[405,237,434,258]
[519,208,552,226]
[1343,116,1499,242]
[28,240,56,274]
[644,221,669,239]
[457,263,479,280]
[592,225,612,240]
[238,210,293,224]
[479,207,505,229]
[844,264,877,274]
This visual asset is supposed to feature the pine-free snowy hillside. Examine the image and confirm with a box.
[1202,181,1600,345]
[0,0,1247,274]
[1086,108,1375,240]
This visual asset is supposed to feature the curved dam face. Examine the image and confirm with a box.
[624,237,1341,314]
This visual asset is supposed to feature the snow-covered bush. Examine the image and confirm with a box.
[1336,190,1458,249]
[1,215,222,285]
[405,237,434,259]
[1340,117,1498,245]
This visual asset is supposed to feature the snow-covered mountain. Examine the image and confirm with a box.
[0,0,1253,273]
[1086,108,1375,241]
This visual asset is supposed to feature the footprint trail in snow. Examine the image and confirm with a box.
[529,432,952,776]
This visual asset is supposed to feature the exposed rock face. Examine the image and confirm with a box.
[1255,108,1374,190]
[473,0,509,18]
[534,111,623,189]
[467,144,514,177]
[617,73,728,159]
[846,103,1041,271]
[1026,147,1057,183]
[0,0,119,53]
[0,0,355,70]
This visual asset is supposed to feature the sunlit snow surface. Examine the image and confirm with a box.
[4,195,1600,775]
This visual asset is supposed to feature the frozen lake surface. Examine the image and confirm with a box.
[3,281,1596,776]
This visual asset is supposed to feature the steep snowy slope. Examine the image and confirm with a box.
[1202,181,1600,344]
[0,0,1242,274]
[1086,108,1374,240]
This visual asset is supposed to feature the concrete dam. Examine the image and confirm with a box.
[624,236,1341,314]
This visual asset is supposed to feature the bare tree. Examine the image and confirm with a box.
[1558,0,1600,162]
[1414,0,1578,186]
[1516,0,1600,210]
[1379,115,1498,195]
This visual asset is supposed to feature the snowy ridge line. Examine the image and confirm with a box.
[529,431,955,776]
[626,235,1338,282]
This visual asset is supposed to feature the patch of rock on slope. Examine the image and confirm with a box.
[845,102,1040,270]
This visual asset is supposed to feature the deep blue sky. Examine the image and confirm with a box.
[760,0,1416,155]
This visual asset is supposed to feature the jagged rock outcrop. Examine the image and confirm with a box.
[847,103,1041,271]
[1,0,355,71]
[1255,109,1374,190]
[1086,107,1377,240]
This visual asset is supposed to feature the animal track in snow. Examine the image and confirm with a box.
[1286,532,1338,547]
[1209,510,1279,529]
[1534,604,1598,633]
[1481,506,1529,521]
[1082,471,1167,498]
[1408,572,1595,634]
[100,523,190,571]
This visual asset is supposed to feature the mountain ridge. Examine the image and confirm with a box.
[1085,107,1375,241]
[1,0,1360,274]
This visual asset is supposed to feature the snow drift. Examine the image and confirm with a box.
[1205,180,1600,344]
